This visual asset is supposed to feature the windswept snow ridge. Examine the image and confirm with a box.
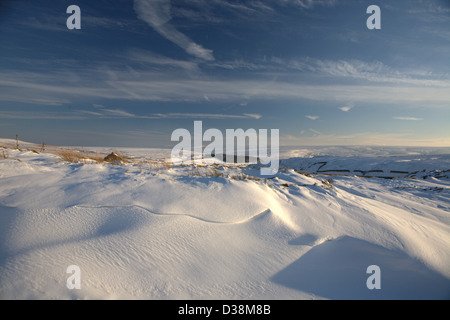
[74,204,273,225]
[0,141,449,299]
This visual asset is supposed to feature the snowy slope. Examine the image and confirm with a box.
[0,142,449,300]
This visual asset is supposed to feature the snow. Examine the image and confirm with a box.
[0,139,449,299]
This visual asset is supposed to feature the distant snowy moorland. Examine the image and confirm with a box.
[0,139,449,299]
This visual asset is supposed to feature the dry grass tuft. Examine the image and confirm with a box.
[109,151,131,163]
[160,161,172,170]
[230,173,262,182]
[294,170,313,177]
[58,150,104,163]
[321,178,334,188]
[0,150,9,159]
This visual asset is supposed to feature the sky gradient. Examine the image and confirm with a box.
[0,0,449,148]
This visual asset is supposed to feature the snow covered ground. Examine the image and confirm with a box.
[0,139,449,300]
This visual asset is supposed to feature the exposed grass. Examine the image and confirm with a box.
[229,173,262,182]
[184,165,269,184]
[294,170,313,177]
[110,151,131,163]
[321,178,334,188]
[58,150,104,163]
[160,161,172,170]
[211,168,223,177]
[0,150,9,159]
[138,160,174,173]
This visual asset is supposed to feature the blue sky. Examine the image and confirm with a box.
[0,0,449,147]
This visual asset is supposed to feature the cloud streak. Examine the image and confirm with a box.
[279,0,337,9]
[127,49,199,71]
[393,117,424,121]
[2,72,450,106]
[150,112,262,120]
[271,57,450,87]
[339,103,354,112]
[133,0,214,61]
[0,108,261,121]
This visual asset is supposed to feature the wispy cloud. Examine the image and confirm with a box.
[280,0,337,9]
[0,111,86,120]
[0,108,261,121]
[133,0,214,61]
[305,115,319,120]
[208,56,450,89]
[127,49,199,71]
[131,0,337,63]
[2,71,450,106]
[165,0,334,27]
[2,50,450,107]
[96,108,137,118]
[339,103,354,112]
[170,0,273,24]
[243,113,262,119]
[271,57,450,87]
[393,117,424,121]
[0,107,139,120]
[152,112,262,120]
[309,128,321,136]
[84,109,262,120]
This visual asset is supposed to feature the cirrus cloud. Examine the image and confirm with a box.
[393,116,424,121]
[133,0,214,61]
[339,103,354,112]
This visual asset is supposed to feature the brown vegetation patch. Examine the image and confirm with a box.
[58,150,104,163]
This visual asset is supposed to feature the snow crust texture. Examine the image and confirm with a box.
[0,142,449,299]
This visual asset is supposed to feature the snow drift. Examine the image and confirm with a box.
[0,141,449,299]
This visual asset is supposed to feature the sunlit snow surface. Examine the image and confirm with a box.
[0,139,449,299]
